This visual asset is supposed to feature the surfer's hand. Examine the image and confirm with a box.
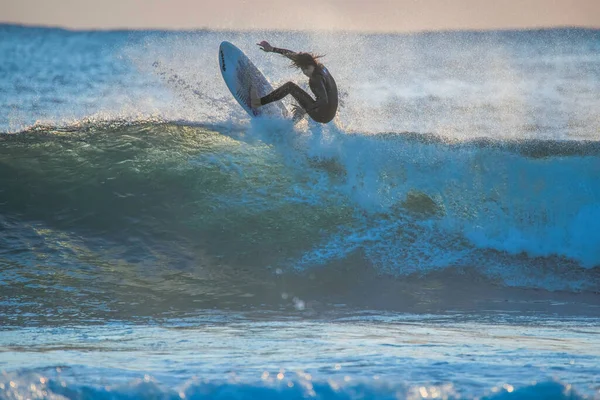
[257,41,273,52]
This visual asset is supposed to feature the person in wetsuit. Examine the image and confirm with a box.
[251,41,338,124]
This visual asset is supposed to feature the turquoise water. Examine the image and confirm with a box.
[1,25,599,399]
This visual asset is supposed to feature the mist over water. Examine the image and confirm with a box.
[1,24,599,399]
[3,26,600,138]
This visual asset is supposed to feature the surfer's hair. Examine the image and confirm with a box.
[290,52,323,69]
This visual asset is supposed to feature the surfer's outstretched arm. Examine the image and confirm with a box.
[257,41,297,61]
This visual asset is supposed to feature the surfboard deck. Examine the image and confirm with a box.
[219,41,289,119]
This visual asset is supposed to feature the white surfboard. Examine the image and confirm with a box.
[219,41,289,119]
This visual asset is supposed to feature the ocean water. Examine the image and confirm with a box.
[1,24,599,399]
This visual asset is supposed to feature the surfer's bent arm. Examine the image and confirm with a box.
[307,76,328,111]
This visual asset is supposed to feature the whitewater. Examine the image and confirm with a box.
[1,24,599,399]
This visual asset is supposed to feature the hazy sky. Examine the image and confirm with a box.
[3,0,600,32]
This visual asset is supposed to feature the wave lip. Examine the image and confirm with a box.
[1,121,600,296]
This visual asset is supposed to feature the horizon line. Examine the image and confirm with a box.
[2,21,600,36]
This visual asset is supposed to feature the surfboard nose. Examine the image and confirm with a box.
[219,41,235,51]
[219,42,237,73]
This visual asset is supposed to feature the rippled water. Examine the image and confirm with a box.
[1,25,599,399]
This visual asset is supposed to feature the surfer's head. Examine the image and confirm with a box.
[290,52,323,77]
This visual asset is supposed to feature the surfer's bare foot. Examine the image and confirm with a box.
[250,87,261,108]
[291,104,306,121]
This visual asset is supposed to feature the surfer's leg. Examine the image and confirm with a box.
[260,82,315,110]
[262,83,332,123]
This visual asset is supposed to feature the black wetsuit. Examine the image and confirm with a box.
[260,47,338,123]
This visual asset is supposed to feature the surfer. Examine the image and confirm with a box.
[251,41,338,123]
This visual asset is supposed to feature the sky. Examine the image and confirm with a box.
[2,0,600,32]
